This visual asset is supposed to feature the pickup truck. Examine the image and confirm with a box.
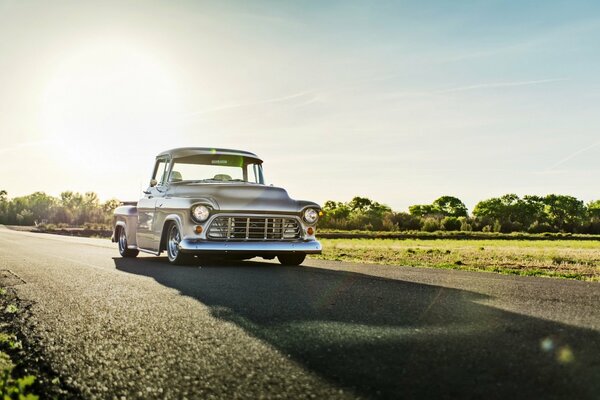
[112,147,322,265]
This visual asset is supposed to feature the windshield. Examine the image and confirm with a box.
[168,154,265,184]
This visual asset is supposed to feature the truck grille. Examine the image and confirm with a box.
[207,216,302,241]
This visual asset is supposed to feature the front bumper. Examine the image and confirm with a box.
[178,239,322,255]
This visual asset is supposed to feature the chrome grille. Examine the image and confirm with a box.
[207,216,302,241]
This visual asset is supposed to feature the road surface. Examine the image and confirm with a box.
[0,226,599,399]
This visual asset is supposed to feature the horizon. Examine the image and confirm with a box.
[2,185,598,216]
[2,1,600,211]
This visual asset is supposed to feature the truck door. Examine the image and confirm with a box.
[136,157,169,251]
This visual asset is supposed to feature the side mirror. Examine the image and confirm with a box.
[150,179,158,187]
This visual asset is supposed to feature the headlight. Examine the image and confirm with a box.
[191,205,210,222]
[303,208,319,224]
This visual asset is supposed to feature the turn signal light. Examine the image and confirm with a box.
[195,225,203,234]
[307,227,314,235]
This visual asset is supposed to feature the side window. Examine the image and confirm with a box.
[153,159,169,186]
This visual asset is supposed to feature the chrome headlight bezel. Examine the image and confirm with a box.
[191,204,211,223]
[303,208,319,224]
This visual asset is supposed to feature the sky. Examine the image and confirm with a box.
[1,0,600,212]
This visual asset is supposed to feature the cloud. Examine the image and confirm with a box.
[438,78,568,93]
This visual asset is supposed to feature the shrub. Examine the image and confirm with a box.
[382,213,398,231]
[528,221,555,234]
[421,217,440,232]
[493,220,502,233]
[392,212,421,231]
[441,217,461,231]
[459,217,472,231]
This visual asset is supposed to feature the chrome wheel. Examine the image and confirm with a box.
[166,224,192,264]
[117,226,139,258]
[118,228,127,253]
[167,224,181,262]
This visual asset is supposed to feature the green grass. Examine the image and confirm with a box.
[313,238,600,281]
[317,229,600,241]
[0,292,38,400]
[3,305,18,314]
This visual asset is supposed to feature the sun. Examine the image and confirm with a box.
[40,37,182,165]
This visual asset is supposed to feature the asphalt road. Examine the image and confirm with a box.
[0,226,599,400]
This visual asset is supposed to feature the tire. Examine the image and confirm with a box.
[117,226,139,258]
[166,223,194,265]
[277,253,306,266]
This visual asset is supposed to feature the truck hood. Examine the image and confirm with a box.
[168,183,318,213]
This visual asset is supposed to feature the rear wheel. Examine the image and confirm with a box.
[117,226,139,258]
[166,223,194,265]
[277,254,306,266]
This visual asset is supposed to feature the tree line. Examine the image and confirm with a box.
[2,190,600,234]
[0,190,119,228]
[321,194,600,234]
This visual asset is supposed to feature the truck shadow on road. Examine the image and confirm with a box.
[114,257,600,399]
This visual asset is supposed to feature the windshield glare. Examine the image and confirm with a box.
[168,155,265,184]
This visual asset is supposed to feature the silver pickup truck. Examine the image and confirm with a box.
[112,147,322,265]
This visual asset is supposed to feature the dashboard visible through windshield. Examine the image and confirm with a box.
[168,155,265,184]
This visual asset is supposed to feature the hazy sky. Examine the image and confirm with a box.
[1,0,600,211]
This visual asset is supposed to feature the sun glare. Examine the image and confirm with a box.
[40,38,181,165]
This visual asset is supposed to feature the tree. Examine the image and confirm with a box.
[409,196,468,218]
[408,204,436,217]
[26,192,56,222]
[585,200,600,234]
[473,193,587,233]
[0,190,7,224]
[348,197,373,212]
[473,194,539,232]
[322,201,351,221]
[587,200,600,220]
[432,196,468,217]
[542,194,585,232]
[321,197,392,230]
[102,199,121,214]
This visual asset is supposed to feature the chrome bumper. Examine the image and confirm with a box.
[178,239,322,254]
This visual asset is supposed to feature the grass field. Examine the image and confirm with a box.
[313,238,600,281]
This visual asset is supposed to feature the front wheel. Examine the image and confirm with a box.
[166,223,194,265]
[117,226,139,258]
[277,254,306,266]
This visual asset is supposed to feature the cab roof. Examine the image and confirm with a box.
[157,147,261,161]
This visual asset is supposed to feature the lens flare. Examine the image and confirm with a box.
[557,346,574,364]
[540,337,554,352]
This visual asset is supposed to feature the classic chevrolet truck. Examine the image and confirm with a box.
[112,147,322,265]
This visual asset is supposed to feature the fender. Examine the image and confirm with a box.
[159,214,185,253]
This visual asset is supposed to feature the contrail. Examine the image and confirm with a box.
[185,90,316,117]
[547,140,600,171]
[438,78,568,93]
